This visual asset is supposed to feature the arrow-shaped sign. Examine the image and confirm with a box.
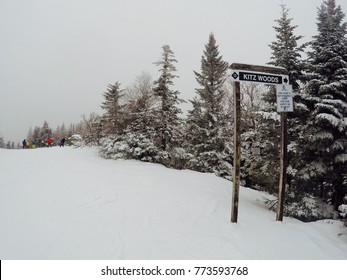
[231,70,288,85]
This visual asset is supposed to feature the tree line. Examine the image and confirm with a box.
[2,0,346,222]
[95,0,347,221]
[0,117,98,149]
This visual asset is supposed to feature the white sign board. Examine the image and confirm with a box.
[276,84,293,112]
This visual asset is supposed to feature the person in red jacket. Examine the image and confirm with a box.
[47,137,53,147]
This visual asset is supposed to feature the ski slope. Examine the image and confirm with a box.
[0,147,346,259]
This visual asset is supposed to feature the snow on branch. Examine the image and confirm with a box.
[315,113,340,128]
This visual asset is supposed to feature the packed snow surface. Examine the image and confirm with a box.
[0,147,346,259]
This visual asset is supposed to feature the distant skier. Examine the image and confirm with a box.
[31,139,37,149]
[60,137,65,147]
[22,139,27,149]
[47,137,53,147]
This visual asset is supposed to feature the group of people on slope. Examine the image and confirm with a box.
[22,137,66,149]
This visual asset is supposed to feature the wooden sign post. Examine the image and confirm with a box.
[231,80,241,223]
[229,63,289,223]
[276,112,288,221]
[275,84,293,221]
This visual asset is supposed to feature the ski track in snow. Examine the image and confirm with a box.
[0,147,347,259]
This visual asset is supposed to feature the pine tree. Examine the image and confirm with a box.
[185,33,231,177]
[152,45,184,166]
[39,121,52,146]
[268,4,306,91]
[301,0,347,210]
[253,4,306,198]
[32,126,41,147]
[114,73,159,162]
[100,82,126,137]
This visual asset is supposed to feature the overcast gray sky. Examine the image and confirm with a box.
[1,0,346,143]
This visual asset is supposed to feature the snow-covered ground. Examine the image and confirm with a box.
[0,147,346,259]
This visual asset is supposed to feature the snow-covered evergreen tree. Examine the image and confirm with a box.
[151,45,185,167]
[253,4,307,199]
[246,88,281,194]
[99,82,128,157]
[101,73,159,161]
[184,33,231,178]
[100,82,126,137]
[247,4,306,196]
[268,4,306,91]
[32,126,41,146]
[238,85,279,192]
[299,0,347,210]
[39,121,52,146]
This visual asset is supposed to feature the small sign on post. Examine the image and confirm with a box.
[276,84,293,112]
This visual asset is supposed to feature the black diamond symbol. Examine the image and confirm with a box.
[284,77,288,84]
[232,72,239,79]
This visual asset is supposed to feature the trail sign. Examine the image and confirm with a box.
[231,70,288,85]
[276,84,293,112]
[229,63,290,223]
